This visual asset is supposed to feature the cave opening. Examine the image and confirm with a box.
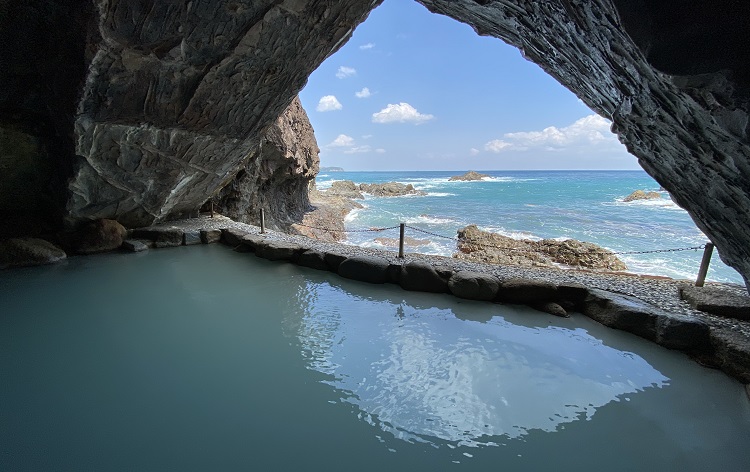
[297,0,743,285]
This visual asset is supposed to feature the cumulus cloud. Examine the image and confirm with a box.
[316,95,342,112]
[355,87,371,98]
[484,114,621,153]
[325,135,381,155]
[360,43,375,50]
[469,148,480,156]
[327,134,354,147]
[372,102,434,124]
[336,66,356,79]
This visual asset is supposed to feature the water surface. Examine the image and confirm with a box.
[1,246,748,471]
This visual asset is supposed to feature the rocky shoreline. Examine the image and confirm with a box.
[127,215,750,385]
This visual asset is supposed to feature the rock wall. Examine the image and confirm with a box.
[212,96,319,230]
[418,0,750,288]
[3,0,750,289]
[0,0,381,233]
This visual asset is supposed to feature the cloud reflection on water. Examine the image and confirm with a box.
[286,281,667,448]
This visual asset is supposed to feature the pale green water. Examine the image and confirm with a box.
[1,245,749,471]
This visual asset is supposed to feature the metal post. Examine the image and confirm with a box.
[210,201,214,218]
[695,242,714,287]
[260,208,266,234]
[398,223,405,258]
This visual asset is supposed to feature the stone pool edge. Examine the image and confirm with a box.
[124,220,750,385]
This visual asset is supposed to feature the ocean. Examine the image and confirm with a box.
[315,170,743,285]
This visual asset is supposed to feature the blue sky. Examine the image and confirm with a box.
[299,0,640,171]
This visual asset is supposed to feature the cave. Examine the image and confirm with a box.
[1,0,749,288]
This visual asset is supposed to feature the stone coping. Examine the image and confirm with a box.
[126,215,750,385]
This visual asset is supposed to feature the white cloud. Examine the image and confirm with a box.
[336,66,356,79]
[355,87,371,98]
[469,148,480,156]
[375,148,386,154]
[484,140,512,152]
[362,134,373,139]
[316,95,342,112]
[344,145,372,154]
[360,43,375,50]
[325,135,380,155]
[327,134,354,147]
[372,102,434,124]
[484,114,622,153]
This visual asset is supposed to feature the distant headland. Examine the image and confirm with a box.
[320,167,344,172]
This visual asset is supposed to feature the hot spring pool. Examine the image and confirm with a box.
[1,245,749,471]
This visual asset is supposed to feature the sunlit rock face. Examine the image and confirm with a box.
[418,0,750,288]
[212,96,320,230]
[0,0,381,232]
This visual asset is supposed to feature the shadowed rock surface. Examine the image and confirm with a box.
[455,225,627,271]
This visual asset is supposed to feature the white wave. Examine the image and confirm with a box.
[479,226,542,241]
[318,174,330,178]
[404,215,456,225]
[612,197,681,209]
[344,208,363,222]
[426,192,457,197]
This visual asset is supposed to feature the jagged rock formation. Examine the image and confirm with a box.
[418,0,750,287]
[323,180,365,200]
[3,0,750,289]
[455,224,627,271]
[211,97,319,231]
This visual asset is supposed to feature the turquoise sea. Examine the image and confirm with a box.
[315,170,743,285]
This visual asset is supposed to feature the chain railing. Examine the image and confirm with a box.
[258,209,715,286]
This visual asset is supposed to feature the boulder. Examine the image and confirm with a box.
[132,226,183,248]
[297,250,330,271]
[324,252,349,271]
[582,289,659,341]
[254,241,302,262]
[73,219,127,254]
[399,261,448,293]
[496,278,558,304]
[200,229,222,244]
[679,285,750,320]
[240,234,266,251]
[448,271,500,301]
[708,328,750,384]
[582,289,711,351]
[338,256,391,284]
[221,229,249,247]
[531,302,569,318]
[455,225,626,271]
[0,238,67,269]
[325,180,364,199]
[449,171,489,181]
[623,190,662,202]
[121,239,148,252]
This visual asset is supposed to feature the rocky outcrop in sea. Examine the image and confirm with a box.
[449,171,490,181]
[359,182,427,197]
[454,225,627,271]
[623,190,662,202]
